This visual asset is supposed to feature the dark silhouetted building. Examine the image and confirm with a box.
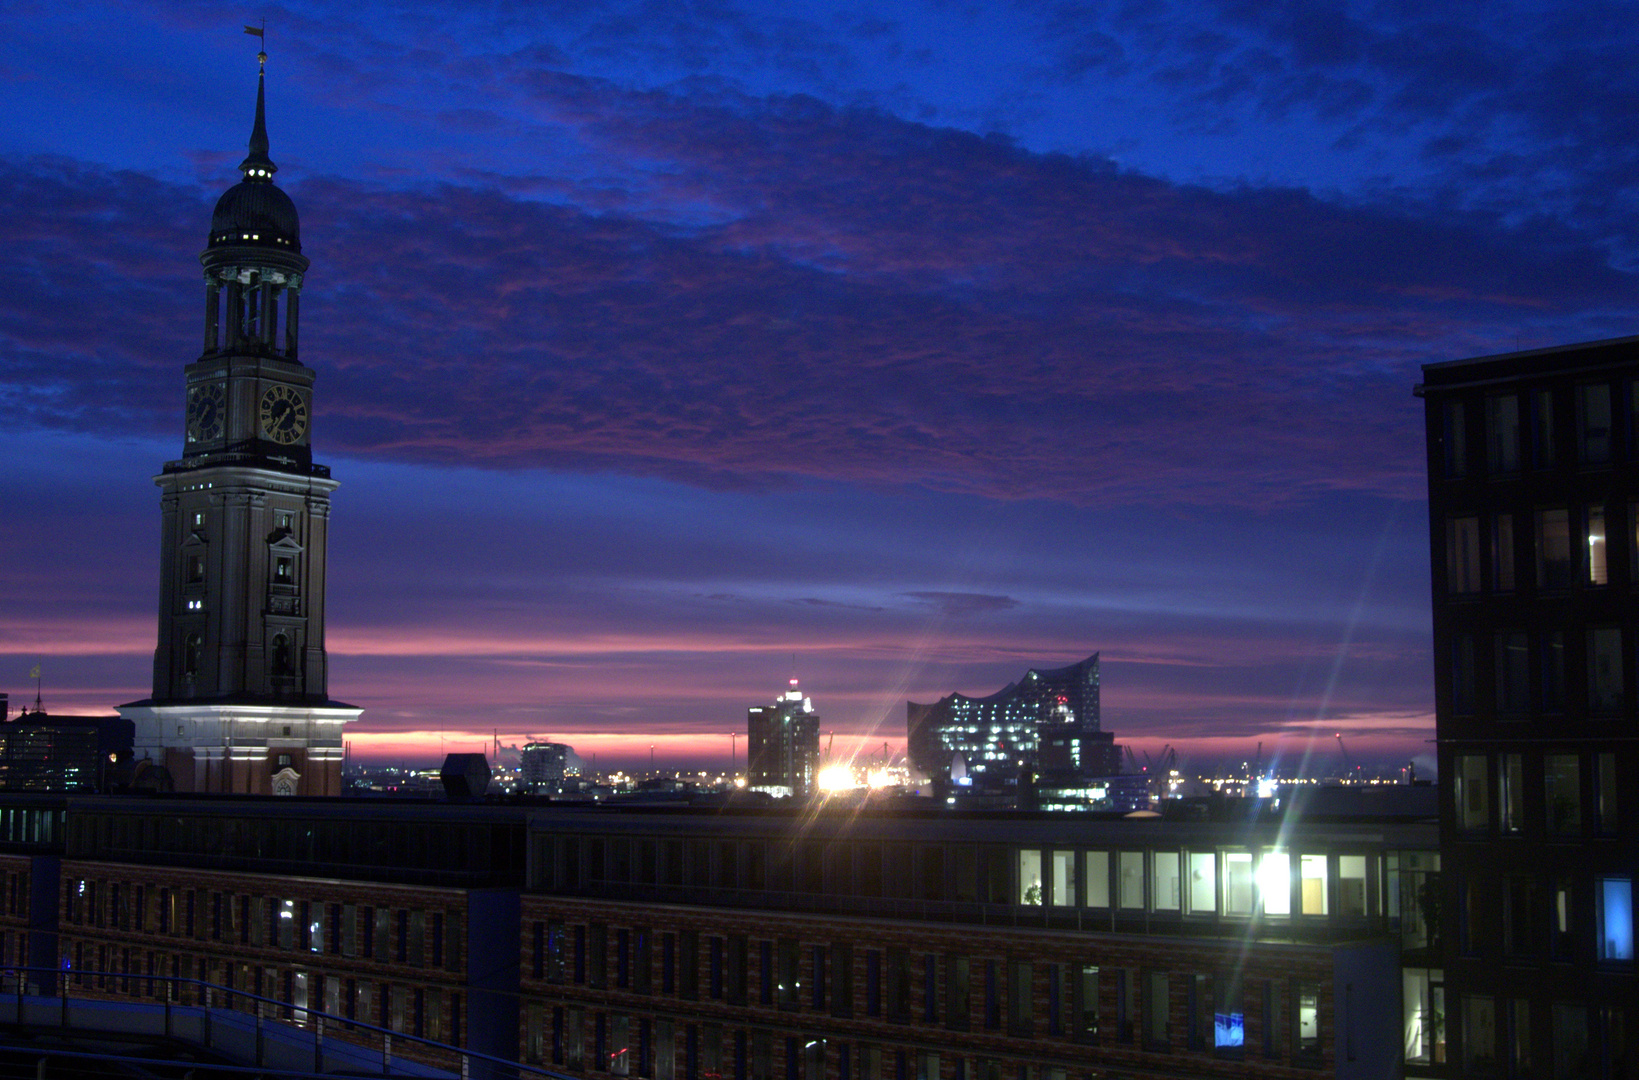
[747,678,820,796]
[0,711,132,791]
[907,654,1121,788]
[1418,335,1639,1078]
[117,55,359,795]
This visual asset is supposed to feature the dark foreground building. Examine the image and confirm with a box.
[0,790,1435,1079]
[1418,336,1639,1078]
[0,710,133,792]
[907,655,1121,789]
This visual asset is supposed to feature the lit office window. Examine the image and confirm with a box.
[1295,983,1321,1060]
[1118,852,1144,910]
[1402,969,1444,1064]
[1259,852,1290,916]
[1017,850,1042,906]
[1050,850,1074,907]
[1587,506,1608,584]
[1083,851,1109,908]
[1187,852,1215,915]
[1300,856,1328,916]
[1455,755,1490,832]
[1152,852,1180,911]
[1600,879,1634,962]
[1223,853,1254,916]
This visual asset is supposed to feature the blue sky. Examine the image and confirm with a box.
[5,1,1637,771]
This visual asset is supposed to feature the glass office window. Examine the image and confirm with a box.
[1588,627,1623,713]
[1402,969,1444,1065]
[1017,850,1042,906]
[1537,509,1572,588]
[1543,631,1565,712]
[1187,852,1215,915]
[1500,754,1524,833]
[1295,983,1320,1060]
[1447,517,1482,593]
[1152,852,1180,911]
[1118,852,1144,910]
[1531,388,1555,467]
[1580,383,1612,464]
[1224,854,1254,916]
[1488,395,1520,472]
[1299,856,1328,916]
[1464,995,1497,1071]
[1588,505,1608,584]
[1456,755,1490,832]
[1338,856,1367,917]
[1546,755,1582,835]
[1083,851,1110,909]
[1260,852,1290,916]
[1492,514,1515,590]
[1050,850,1074,907]
[1600,878,1634,962]
[1444,401,1467,477]
[1496,631,1529,715]
[1597,753,1620,833]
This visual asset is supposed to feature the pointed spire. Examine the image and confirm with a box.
[238,50,278,181]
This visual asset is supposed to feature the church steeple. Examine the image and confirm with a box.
[238,51,277,180]
[120,50,359,797]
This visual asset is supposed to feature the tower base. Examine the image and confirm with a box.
[117,700,359,796]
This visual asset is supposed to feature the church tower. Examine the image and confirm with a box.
[120,53,359,795]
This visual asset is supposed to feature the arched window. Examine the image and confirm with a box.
[271,634,292,677]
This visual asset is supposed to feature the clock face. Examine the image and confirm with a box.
[259,385,309,445]
[186,382,226,443]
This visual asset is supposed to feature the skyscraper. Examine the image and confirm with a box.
[747,678,820,796]
[1418,336,1638,1077]
[119,54,359,795]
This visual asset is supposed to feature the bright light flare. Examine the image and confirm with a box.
[866,768,894,789]
[817,764,857,792]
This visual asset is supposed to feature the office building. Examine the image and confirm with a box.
[522,742,580,790]
[747,679,820,797]
[0,790,1433,1079]
[0,710,133,792]
[1418,336,1639,1077]
[907,654,1121,788]
[117,54,359,795]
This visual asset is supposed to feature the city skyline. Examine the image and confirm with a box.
[6,3,1637,772]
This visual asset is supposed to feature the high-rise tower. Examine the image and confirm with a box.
[120,54,359,795]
